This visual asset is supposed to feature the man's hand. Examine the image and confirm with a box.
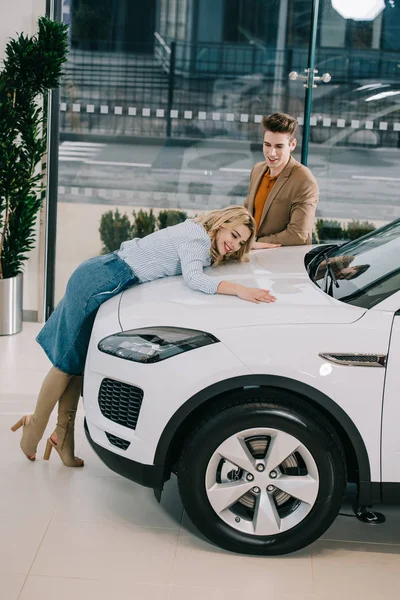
[236,286,276,304]
[252,241,281,250]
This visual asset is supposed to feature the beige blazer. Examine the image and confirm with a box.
[244,156,319,245]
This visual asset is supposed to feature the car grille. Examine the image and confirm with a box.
[105,432,131,451]
[98,378,144,430]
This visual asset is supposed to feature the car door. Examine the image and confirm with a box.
[381,306,400,494]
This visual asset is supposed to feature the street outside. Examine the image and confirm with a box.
[54,49,400,302]
[58,138,400,224]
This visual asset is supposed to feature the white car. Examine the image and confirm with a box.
[83,219,400,555]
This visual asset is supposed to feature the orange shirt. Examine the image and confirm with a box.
[253,170,278,232]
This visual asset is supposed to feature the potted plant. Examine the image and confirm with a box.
[132,209,157,238]
[346,219,376,241]
[99,209,133,253]
[0,17,68,335]
[157,209,187,229]
[99,208,191,254]
[315,218,346,244]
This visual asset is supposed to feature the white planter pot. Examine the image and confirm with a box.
[0,273,23,335]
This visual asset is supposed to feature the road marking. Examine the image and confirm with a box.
[219,167,251,173]
[59,141,104,163]
[85,160,151,167]
[59,157,152,167]
[60,151,98,157]
[60,157,88,162]
[61,142,106,147]
[352,175,400,182]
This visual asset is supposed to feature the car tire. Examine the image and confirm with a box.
[177,388,346,555]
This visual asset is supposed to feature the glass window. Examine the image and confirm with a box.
[55,0,309,305]
[223,0,241,42]
[308,0,400,245]
[71,0,114,50]
[52,0,400,310]
[223,0,279,44]
[320,1,346,48]
[349,21,374,50]
[319,4,383,50]
[159,0,168,37]
[287,0,312,47]
[382,1,400,51]
[176,0,188,41]
[167,0,177,39]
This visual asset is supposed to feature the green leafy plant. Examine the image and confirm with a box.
[346,220,376,241]
[132,209,156,238]
[315,218,345,242]
[99,208,190,249]
[0,17,69,279]
[99,209,133,253]
[157,209,187,229]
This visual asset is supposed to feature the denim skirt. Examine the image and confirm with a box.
[37,253,138,376]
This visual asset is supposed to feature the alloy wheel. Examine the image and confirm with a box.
[205,427,319,536]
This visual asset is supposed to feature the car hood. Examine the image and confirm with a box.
[119,246,366,332]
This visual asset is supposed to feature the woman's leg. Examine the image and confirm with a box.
[12,366,73,460]
[44,376,84,467]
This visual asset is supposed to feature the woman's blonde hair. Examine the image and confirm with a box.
[196,206,255,265]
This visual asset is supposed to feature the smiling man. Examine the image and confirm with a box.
[245,113,319,247]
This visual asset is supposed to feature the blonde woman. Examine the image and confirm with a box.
[12,206,276,466]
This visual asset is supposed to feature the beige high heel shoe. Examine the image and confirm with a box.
[43,375,84,467]
[11,368,76,463]
[43,428,85,467]
[43,429,84,467]
[11,415,39,461]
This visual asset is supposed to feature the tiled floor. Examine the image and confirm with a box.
[2,323,400,600]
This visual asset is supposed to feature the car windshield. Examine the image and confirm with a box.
[309,219,400,309]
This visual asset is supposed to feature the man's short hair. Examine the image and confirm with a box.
[262,113,298,140]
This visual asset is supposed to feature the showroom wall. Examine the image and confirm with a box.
[0,0,46,320]
[0,1,45,58]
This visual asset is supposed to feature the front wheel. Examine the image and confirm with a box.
[177,390,346,555]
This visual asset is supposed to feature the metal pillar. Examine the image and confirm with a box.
[301,0,320,166]
[44,0,62,319]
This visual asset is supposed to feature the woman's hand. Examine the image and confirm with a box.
[236,285,276,304]
[217,281,276,303]
[252,241,281,250]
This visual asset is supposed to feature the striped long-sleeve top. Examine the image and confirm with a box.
[116,219,222,294]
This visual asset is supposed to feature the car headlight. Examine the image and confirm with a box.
[98,327,219,364]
